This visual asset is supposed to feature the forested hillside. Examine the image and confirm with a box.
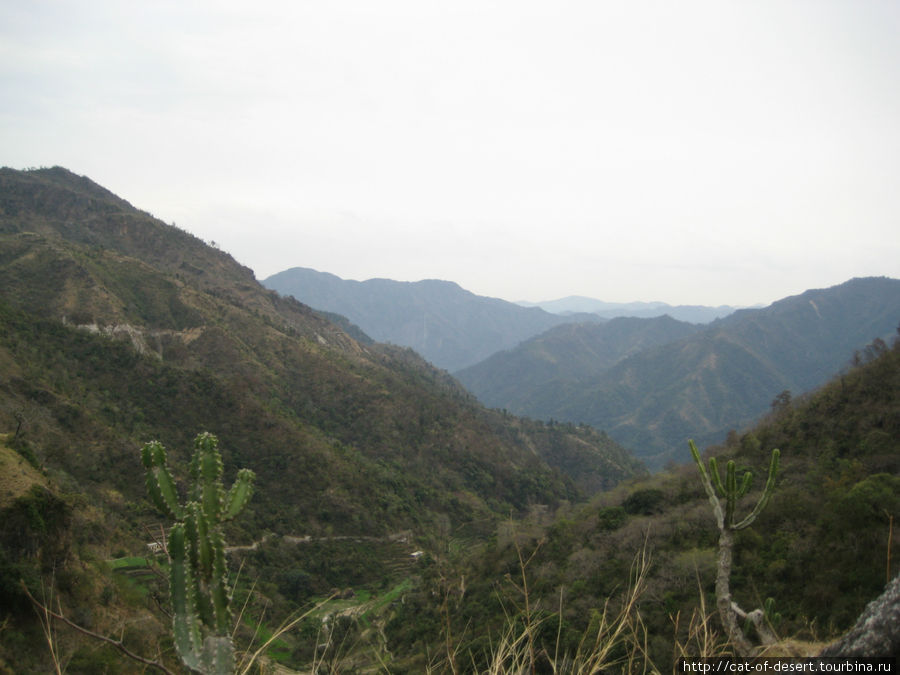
[0,167,895,672]
[456,315,702,413]
[388,336,900,670]
[0,167,642,672]
[460,277,900,468]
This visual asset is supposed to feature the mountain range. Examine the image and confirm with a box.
[262,268,739,372]
[1,166,897,670]
[0,168,653,674]
[455,315,703,408]
[263,267,605,372]
[0,166,641,539]
[517,296,739,322]
[264,264,899,470]
[458,277,900,468]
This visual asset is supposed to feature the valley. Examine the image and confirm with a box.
[265,265,900,470]
[0,167,897,672]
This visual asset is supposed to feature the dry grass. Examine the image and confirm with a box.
[670,583,731,664]
[0,434,46,509]
[474,539,658,674]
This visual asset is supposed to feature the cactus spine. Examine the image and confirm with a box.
[689,439,779,656]
[141,433,255,674]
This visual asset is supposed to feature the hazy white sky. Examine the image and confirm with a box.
[2,1,898,306]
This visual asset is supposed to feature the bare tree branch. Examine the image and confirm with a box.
[21,581,176,675]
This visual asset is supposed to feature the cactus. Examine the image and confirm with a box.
[142,432,255,674]
[690,440,779,532]
[690,440,779,656]
[764,597,783,629]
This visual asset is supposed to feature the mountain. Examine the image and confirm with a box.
[0,167,644,670]
[262,267,603,371]
[459,277,900,468]
[456,315,703,411]
[0,166,644,518]
[516,295,739,323]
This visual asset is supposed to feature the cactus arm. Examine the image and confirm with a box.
[194,433,225,521]
[201,636,235,675]
[189,502,213,580]
[223,469,255,521]
[689,440,711,487]
[186,503,217,630]
[210,527,231,635]
[737,471,753,498]
[169,523,203,672]
[725,461,738,525]
[709,456,727,498]
[766,449,780,489]
[141,441,182,519]
[690,440,725,530]
[733,449,780,530]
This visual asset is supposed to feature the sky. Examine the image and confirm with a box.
[2,1,899,307]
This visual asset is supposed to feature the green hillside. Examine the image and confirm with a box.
[386,338,900,670]
[0,167,642,672]
[0,166,894,672]
[456,315,702,410]
[459,277,900,468]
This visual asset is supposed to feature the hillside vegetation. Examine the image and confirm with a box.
[459,277,900,468]
[0,167,642,672]
[0,167,641,524]
[0,167,895,672]
[456,315,702,414]
[387,337,900,670]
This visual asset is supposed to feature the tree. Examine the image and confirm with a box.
[770,390,792,414]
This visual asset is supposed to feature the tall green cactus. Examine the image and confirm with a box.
[689,440,779,656]
[142,432,255,674]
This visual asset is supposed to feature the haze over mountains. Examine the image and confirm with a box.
[1,167,898,670]
[460,277,900,467]
[266,266,900,470]
[263,267,605,372]
[262,267,737,372]
[517,296,740,323]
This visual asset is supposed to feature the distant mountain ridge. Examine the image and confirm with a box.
[459,277,900,468]
[264,269,742,372]
[517,296,739,323]
[263,267,603,371]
